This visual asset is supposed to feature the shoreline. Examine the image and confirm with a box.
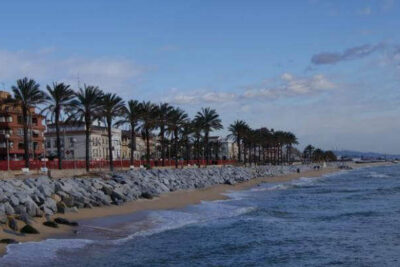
[0,162,392,255]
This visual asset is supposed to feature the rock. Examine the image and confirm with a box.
[51,194,62,203]
[43,198,57,213]
[0,215,7,224]
[8,217,18,231]
[0,238,17,244]
[25,200,39,217]
[20,224,39,234]
[4,203,14,215]
[43,221,58,228]
[141,192,153,199]
[16,213,32,225]
[56,201,67,213]
[54,217,79,226]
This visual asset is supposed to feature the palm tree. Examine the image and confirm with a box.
[303,144,315,163]
[43,82,75,169]
[137,101,158,166]
[195,107,223,165]
[68,85,103,172]
[100,93,125,171]
[157,103,173,166]
[115,100,141,165]
[181,121,194,165]
[168,107,188,168]
[12,77,49,168]
[284,131,298,163]
[192,117,203,167]
[228,120,249,163]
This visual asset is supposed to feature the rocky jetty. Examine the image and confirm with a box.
[0,165,314,221]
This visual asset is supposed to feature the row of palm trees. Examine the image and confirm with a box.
[9,78,225,171]
[228,120,299,165]
[303,145,337,162]
[9,77,308,172]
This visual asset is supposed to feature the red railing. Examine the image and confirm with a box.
[0,159,237,171]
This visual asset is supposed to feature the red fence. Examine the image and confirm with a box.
[0,159,237,171]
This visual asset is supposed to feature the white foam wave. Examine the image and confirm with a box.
[0,239,93,266]
[367,172,389,178]
[113,201,255,244]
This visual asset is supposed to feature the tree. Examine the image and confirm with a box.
[137,101,158,166]
[194,107,223,166]
[303,145,315,163]
[228,120,249,163]
[43,82,75,169]
[115,100,141,165]
[68,85,103,172]
[100,93,125,171]
[168,107,188,168]
[12,77,49,168]
[157,103,173,166]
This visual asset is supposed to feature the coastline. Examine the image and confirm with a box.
[0,162,391,255]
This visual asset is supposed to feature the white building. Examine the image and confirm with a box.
[45,122,122,160]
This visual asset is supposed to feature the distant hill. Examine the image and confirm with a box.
[333,150,400,160]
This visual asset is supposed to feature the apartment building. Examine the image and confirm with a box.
[0,91,45,160]
[45,122,122,160]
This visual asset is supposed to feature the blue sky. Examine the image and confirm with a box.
[1,0,400,153]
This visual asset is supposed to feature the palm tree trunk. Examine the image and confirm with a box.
[55,109,62,169]
[205,132,209,166]
[85,123,90,172]
[22,107,30,168]
[174,129,178,168]
[107,119,114,171]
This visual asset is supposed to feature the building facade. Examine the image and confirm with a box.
[45,123,122,160]
[0,91,45,160]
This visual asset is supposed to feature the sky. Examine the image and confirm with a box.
[0,0,399,154]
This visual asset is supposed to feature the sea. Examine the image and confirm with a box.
[1,164,400,266]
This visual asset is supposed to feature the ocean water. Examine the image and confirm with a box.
[2,165,400,266]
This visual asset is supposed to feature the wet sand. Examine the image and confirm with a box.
[0,162,391,255]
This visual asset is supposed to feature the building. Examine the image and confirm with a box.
[45,122,121,160]
[121,130,160,161]
[209,136,238,160]
[0,91,45,160]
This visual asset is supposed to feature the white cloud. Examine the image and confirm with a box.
[166,91,237,104]
[0,48,147,94]
[243,73,334,99]
[164,73,335,105]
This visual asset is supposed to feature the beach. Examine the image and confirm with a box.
[0,162,390,256]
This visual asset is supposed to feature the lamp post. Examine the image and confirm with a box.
[5,133,10,171]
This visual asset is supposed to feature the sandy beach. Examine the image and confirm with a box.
[0,162,391,255]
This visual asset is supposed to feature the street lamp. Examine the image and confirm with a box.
[5,133,10,171]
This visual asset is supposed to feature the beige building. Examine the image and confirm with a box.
[121,130,160,160]
[45,122,122,160]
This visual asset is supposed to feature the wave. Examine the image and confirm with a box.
[0,239,94,266]
[113,201,255,244]
[367,171,390,178]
